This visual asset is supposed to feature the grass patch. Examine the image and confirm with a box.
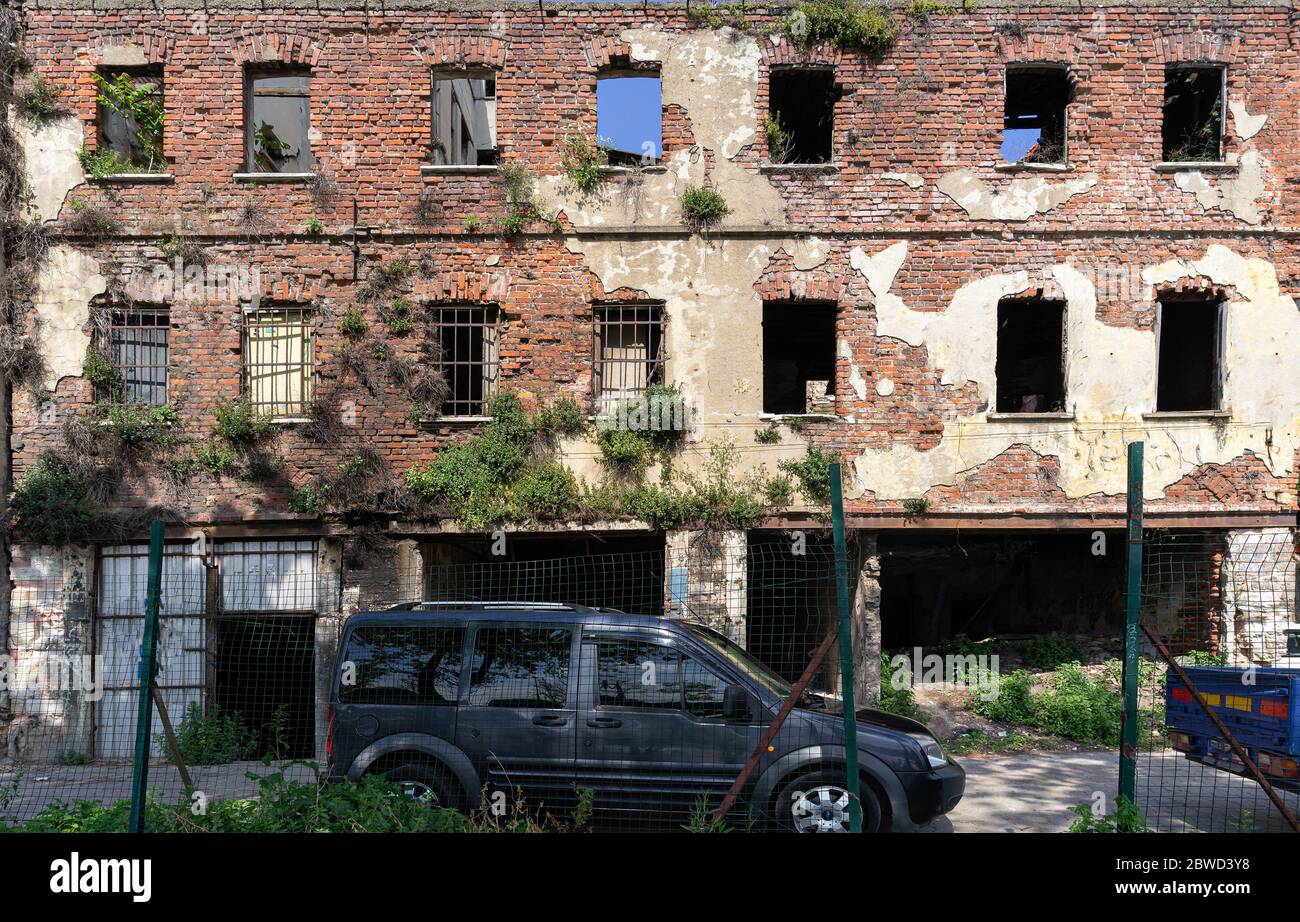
[681,184,730,231]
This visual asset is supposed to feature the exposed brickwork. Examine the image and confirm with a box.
[15,1,1300,535]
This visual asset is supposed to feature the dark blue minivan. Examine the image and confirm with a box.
[327,603,964,832]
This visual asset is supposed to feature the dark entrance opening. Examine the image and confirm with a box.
[212,616,316,759]
[1157,297,1221,411]
[763,301,837,414]
[995,298,1067,413]
[768,67,839,163]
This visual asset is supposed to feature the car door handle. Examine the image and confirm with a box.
[532,715,568,727]
[586,718,623,729]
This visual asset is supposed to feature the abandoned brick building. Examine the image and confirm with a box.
[1,0,1297,763]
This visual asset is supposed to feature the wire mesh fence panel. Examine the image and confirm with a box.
[0,535,939,833]
[1135,528,1300,833]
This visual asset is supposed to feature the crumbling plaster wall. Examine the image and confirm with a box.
[849,241,1300,503]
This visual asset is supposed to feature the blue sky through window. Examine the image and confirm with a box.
[597,77,663,159]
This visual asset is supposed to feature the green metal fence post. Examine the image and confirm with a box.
[829,461,863,832]
[129,519,166,833]
[1119,442,1144,805]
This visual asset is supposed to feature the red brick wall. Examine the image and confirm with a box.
[17,3,1300,525]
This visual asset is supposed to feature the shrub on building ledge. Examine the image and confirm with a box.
[11,456,97,546]
[560,127,609,193]
[783,0,896,53]
[778,444,837,506]
[103,403,179,446]
[680,184,730,231]
[213,398,276,445]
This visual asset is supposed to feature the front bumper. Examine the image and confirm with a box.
[898,758,966,826]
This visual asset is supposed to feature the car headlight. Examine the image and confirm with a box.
[908,732,948,770]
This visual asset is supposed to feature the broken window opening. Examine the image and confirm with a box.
[245,68,313,173]
[995,298,1067,413]
[431,69,498,166]
[1002,66,1070,165]
[1156,295,1224,412]
[596,71,662,166]
[106,305,170,405]
[95,66,165,172]
[243,307,314,418]
[1162,65,1224,163]
[432,304,500,416]
[594,303,665,414]
[762,301,837,415]
[767,67,839,164]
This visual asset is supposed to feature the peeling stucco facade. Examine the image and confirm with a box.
[5,1,1299,764]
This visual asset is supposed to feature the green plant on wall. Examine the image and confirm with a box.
[87,71,165,173]
[778,444,837,506]
[560,127,609,193]
[783,0,896,53]
[680,184,730,231]
[11,456,97,546]
[213,397,276,445]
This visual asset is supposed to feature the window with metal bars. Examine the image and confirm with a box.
[593,303,665,414]
[106,306,169,404]
[431,304,499,416]
[243,308,314,418]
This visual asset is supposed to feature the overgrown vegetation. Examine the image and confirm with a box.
[783,0,896,54]
[969,660,1164,748]
[877,653,924,721]
[1068,795,1151,833]
[680,184,730,231]
[498,161,560,235]
[763,115,794,164]
[560,127,609,193]
[778,444,836,506]
[10,456,96,546]
[14,73,65,124]
[63,197,121,237]
[163,702,257,766]
[686,1,753,31]
[85,71,165,173]
[213,398,276,445]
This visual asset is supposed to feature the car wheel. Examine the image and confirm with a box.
[384,762,458,809]
[776,770,883,833]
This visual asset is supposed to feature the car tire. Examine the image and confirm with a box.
[384,762,461,810]
[775,770,885,833]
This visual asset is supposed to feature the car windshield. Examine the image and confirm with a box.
[685,622,793,699]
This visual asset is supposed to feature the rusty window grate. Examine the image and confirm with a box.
[432,304,499,416]
[106,306,170,405]
[243,308,314,418]
[594,303,664,414]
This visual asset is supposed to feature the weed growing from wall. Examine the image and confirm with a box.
[680,184,729,231]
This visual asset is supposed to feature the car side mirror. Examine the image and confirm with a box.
[722,684,752,721]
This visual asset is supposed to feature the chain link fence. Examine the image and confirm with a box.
[1134,528,1300,833]
[1,533,900,832]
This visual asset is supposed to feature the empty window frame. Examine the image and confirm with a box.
[594,303,665,414]
[245,68,313,173]
[243,308,314,418]
[1162,66,1224,163]
[431,69,498,166]
[767,66,839,164]
[1002,66,1070,165]
[596,71,662,166]
[432,304,500,416]
[995,298,1067,413]
[94,67,165,172]
[762,301,837,415]
[106,305,169,405]
[1156,296,1224,412]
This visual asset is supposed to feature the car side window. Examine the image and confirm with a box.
[339,625,464,706]
[466,626,571,708]
[682,654,731,719]
[595,639,681,710]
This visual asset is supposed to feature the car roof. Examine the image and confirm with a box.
[346,602,689,632]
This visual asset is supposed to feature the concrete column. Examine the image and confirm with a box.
[851,533,882,706]
[3,545,94,762]
[1220,527,1296,667]
[665,529,747,646]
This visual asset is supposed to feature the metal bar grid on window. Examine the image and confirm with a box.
[108,306,169,405]
[594,303,665,414]
[243,308,314,418]
[432,304,499,416]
